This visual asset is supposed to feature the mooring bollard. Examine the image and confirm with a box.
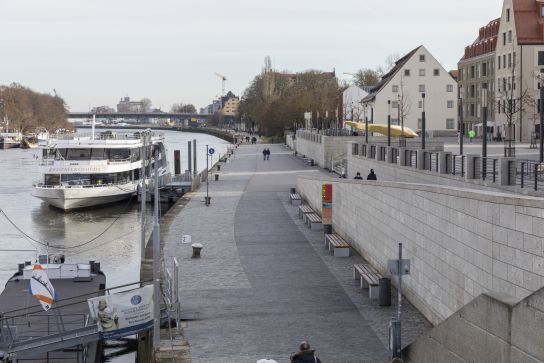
[214,174,219,181]
[191,243,203,258]
[290,187,296,194]
[217,164,221,171]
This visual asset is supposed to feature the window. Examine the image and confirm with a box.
[447,100,454,108]
[497,100,501,114]
[392,85,399,92]
[513,52,516,67]
[404,69,411,76]
[419,69,426,76]
[498,56,501,69]
[392,101,399,108]
[419,54,426,62]
[447,84,453,92]
[481,63,487,77]
[418,119,423,129]
[508,30,512,43]
[470,104,475,116]
[507,8,510,21]
[538,51,544,65]
[433,69,440,76]
[418,84,425,92]
[470,66,475,78]
[470,85,475,97]
[446,119,455,129]
[503,54,506,67]
[541,5,544,17]
[503,32,506,45]
[391,118,399,125]
[418,101,423,109]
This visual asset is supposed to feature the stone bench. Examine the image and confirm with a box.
[289,193,302,206]
[298,205,314,219]
[325,234,350,257]
[305,213,322,230]
[353,263,383,300]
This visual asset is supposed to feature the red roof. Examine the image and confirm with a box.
[461,18,500,61]
[514,0,544,44]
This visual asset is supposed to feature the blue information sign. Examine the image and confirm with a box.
[208,148,215,155]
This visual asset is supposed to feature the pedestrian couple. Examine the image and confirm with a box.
[262,148,271,160]
[354,169,377,180]
[257,341,322,363]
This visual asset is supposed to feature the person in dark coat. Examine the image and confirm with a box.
[367,169,377,180]
[262,148,267,160]
[291,341,322,363]
[354,172,363,180]
[265,148,270,160]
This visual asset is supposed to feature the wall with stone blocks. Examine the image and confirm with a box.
[294,137,326,167]
[403,289,544,362]
[294,133,364,169]
[296,176,544,325]
[285,134,296,150]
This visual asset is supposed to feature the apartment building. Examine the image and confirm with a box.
[494,0,544,142]
[458,19,500,135]
[361,45,458,134]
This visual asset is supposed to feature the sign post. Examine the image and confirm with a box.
[387,243,411,359]
[321,183,332,225]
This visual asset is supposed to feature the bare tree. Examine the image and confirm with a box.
[496,59,532,157]
[397,75,412,130]
[171,103,196,113]
[353,68,380,87]
[384,53,401,72]
[140,98,152,112]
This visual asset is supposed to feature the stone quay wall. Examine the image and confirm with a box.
[296,176,544,325]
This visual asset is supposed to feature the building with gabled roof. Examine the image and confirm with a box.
[361,45,458,134]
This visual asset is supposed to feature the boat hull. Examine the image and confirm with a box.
[0,140,21,149]
[32,183,137,210]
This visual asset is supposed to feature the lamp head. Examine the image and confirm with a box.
[422,93,426,99]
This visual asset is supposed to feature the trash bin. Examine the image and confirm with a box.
[214,174,219,181]
[323,224,332,234]
[379,277,391,306]
[217,165,221,171]
[191,243,203,258]
[290,187,296,194]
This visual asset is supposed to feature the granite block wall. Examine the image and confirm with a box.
[297,176,544,325]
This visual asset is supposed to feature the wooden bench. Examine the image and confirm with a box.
[289,193,302,206]
[305,213,323,230]
[353,263,383,300]
[298,205,314,219]
[325,234,350,257]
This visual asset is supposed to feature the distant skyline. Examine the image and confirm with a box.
[0,0,502,111]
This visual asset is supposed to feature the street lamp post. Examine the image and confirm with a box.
[365,104,369,144]
[540,71,544,163]
[459,88,464,155]
[398,94,405,147]
[421,93,426,150]
[387,100,391,147]
[482,83,488,159]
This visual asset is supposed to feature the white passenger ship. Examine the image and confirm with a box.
[32,130,170,210]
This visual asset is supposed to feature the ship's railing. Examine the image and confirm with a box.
[34,181,138,189]
[49,131,163,141]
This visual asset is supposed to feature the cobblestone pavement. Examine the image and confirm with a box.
[162,144,431,363]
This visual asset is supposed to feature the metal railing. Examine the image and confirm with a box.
[509,159,544,190]
[452,155,465,177]
[481,157,498,183]
[425,152,439,172]
[405,150,417,168]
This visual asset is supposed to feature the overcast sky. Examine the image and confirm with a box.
[0,0,502,111]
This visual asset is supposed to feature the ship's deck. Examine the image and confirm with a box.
[0,270,106,361]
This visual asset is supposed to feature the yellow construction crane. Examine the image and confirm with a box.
[214,72,227,107]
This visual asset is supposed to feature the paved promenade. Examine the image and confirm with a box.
[162,144,430,362]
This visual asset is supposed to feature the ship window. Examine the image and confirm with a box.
[131,148,141,162]
[91,148,107,160]
[61,174,91,185]
[56,148,68,160]
[45,174,60,186]
[109,148,131,160]
[66,148,91,160]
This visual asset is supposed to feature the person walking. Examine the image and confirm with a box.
[367,169,377,180]
[265,148,270,160]
[354,172,363,180]
[291,341,322,363]
[262,148,267,160]
[468,129,475,144]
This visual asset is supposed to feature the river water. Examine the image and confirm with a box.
[0,129,230,291]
